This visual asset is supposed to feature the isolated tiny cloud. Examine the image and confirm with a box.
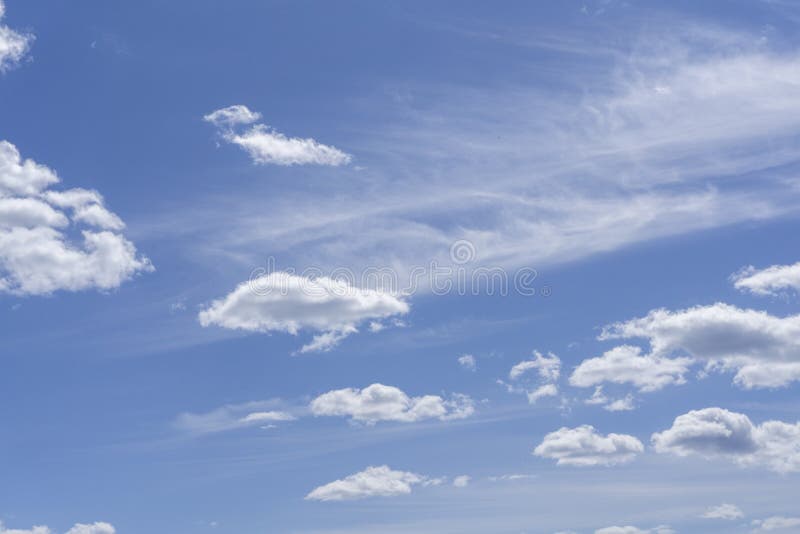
[198,271,409,353]
[0,0,33,72]
[702,503,744,520]
[305,465,440,501]
[594,303,800,389]
[309,383,474,424]
[204,104,352,166]
[533,425,643,467]
[0,141,153,295]
[652,407,800,473]
[0,521,115,534]
[732,261,800,297]
[452,475,470,487]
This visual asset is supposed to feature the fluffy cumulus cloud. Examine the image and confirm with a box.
[597,303,800,389]
[652,407,800,473]
[0,0,32,72]
[174,400,295,434]
[732,261,800,297]
[309,383,474,424]
[533,425,644,467]
[570,345,692,393]
[0,522,114,534]
[702,503,744,520]
[198,272,409,353]
[752,516,800,532]
[0,141,152,295]
[305,465,441,501]
[205,105,351,166]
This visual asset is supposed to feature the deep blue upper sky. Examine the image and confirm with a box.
[2,1,800,533]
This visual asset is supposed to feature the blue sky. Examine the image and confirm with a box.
[2,1,800,533]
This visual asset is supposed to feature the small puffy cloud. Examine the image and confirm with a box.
[652,407,800,473]
[452,475,470,487]
[205,105,351,166]
[702,503,744,520]
[533,425,644,467]
[174,400,295,434]
[305,465,439,501]
[604,394,635,412]
[0,0,33,72]
[198,272,409,353]
[570,345,692,393]
[309,383,474,424]
[527,383,558,403]
[458,353,477,371]
[732,262,800,297]
[752,516,800,532]
[598,303,800,389]
[510,351,560,381]
[0,141,152,295]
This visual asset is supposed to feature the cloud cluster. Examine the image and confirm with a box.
[0,522,114,534]
[533,425,644,467]
[503,351,561,404]
[305,465,441,501]
[0,141,152,295]
[652,407,800,473]
[732,262,800,297]
[0,0,32,72]
[595,303,800,389]
[198,272,409,352]
[309,383,474,424]
[205,105,351,166]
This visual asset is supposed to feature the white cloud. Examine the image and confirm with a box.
[458,353,477,371]
[598,303,800,389]
[732,262,800,297]
[570,345,692,393]
[510,351,561,381]
[0,141,152,295]
[702,503,744,520]
[64,524,115,534]
[205,105,351,166]
[174,400,295,434]
[0,522,114,534]
[452,475,470,488]
[305,465,438,501]
[0,0,33,72]
[503,351,561,404]
[309,383,474,424]
[604,394,635,412]
[652,407,800,473]
[533,425,644,467]
[752,516,800,532]
[198,272,409,353]
[595,527,674,534]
